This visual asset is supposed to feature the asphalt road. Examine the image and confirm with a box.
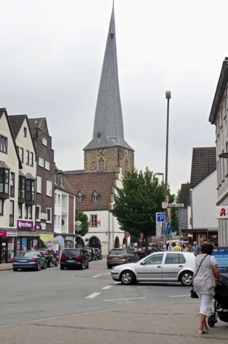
[0,259,192,326]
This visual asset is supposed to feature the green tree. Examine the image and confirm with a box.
[75,209,89,236]
[111,168,174,245]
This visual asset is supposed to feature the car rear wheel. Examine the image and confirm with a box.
[13,268,17,271]
[42,261,47,269]
[107,264,112,269]
[120,270,136,285]
[60,266,64,270]
[179,271,193,286]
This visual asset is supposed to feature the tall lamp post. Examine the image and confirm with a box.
[164,91,171,248]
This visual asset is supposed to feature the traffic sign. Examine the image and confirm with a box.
[156,212,165,222]
[162,202,184,208]
[166,222,171,234]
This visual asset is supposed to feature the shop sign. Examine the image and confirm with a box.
[17,220,33,230]
[7,231,17,237]
[216,206,228,219]
[0,231,7,237]
[34,225,42,230]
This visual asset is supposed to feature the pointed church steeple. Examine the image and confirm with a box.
[84,3,134,174]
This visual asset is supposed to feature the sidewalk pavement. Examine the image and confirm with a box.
[0,263,12,271]
[1,264,228,343]
[0,301,227,344]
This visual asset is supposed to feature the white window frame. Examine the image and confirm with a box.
[36,176,42,193]
[38,157,44,167]
[46,180,52,197]
[46,207,52,223]
[42,137,47,146]
[45,160,50,171]
[36,205,41,221]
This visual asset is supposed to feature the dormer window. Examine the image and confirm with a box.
[77,191,85,203]
[92,190,100,203]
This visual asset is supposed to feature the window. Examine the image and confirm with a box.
[46,207,52,223]
[23,127,27,138]
[18,175,25,202]
[9,200,14,226]
[25,205,32,219]
[46,180,52,197]
[92,191,100,202]
[36,205,41,221]
[144,253,164,265]
[38,157,44,167]
[0,199,3,215]
[42,137,47,146]
[90,214,98,227]
[10,172,15,197]
[19,147,24,163]
[0,168,9,195]
[29,152,34,166]
[77,191,85,203]
[0,135,8,153]
[36,176,42,193]
[18,203,22,218]
[98,158,104,172]
[45,160,50,171]
[25,150,29,165]
[25,179,35,203]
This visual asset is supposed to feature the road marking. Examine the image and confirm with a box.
[86,292,100,299]
[102,285,112,290]
[170,295,189,298]
[92,273,110,278]
[103,297,146,302]
[92,274,102,278]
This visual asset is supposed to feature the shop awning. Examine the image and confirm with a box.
[18,231,40,237]
[39,233,54,242]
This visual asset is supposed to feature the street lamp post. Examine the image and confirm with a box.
[154,172,164,183]
[164,91,171,248]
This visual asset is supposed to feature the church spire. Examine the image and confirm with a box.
[84,3,132,151]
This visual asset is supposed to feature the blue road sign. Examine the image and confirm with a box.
[156,212,165,222]
[166,222,171,234]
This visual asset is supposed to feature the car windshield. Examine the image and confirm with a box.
[109,249,126,255]
[23,252,35,257]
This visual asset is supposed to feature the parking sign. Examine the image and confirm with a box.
[156,212,165,222]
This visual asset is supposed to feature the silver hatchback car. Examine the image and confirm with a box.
[111,251,196,286]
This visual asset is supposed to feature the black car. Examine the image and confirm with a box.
[60,248,89,270]
[39,249,58,267]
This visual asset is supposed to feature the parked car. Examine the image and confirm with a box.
[94,248,102,260]
[107,247,139,269]
[60,248,89,270]
[110,251,196,286]
[12,251,47,271]
[38,249,58,267]
[137,246,162,259]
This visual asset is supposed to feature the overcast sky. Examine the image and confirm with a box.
[1,0,227,194]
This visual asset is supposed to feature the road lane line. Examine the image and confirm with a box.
[86,292,101,299]
[102,286,112,290]
[103,297,146,302]
[92,274,102,278]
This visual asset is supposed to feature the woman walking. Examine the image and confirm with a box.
[193,243,221,334]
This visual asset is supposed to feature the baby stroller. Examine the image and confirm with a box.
[208,273,228,327]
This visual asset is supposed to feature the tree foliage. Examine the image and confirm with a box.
[111,168,178,243]
[75,209,89,236]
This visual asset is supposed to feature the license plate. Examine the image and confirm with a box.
[20,259,27,262]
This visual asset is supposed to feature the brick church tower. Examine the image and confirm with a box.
[84,4,134,174]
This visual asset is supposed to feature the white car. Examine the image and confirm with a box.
[110,251,196,286]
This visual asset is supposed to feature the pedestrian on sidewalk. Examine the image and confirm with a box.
[193,243,221,334]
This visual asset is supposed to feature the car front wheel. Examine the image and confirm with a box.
[120,270,136,285]
[179,271,193,286]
